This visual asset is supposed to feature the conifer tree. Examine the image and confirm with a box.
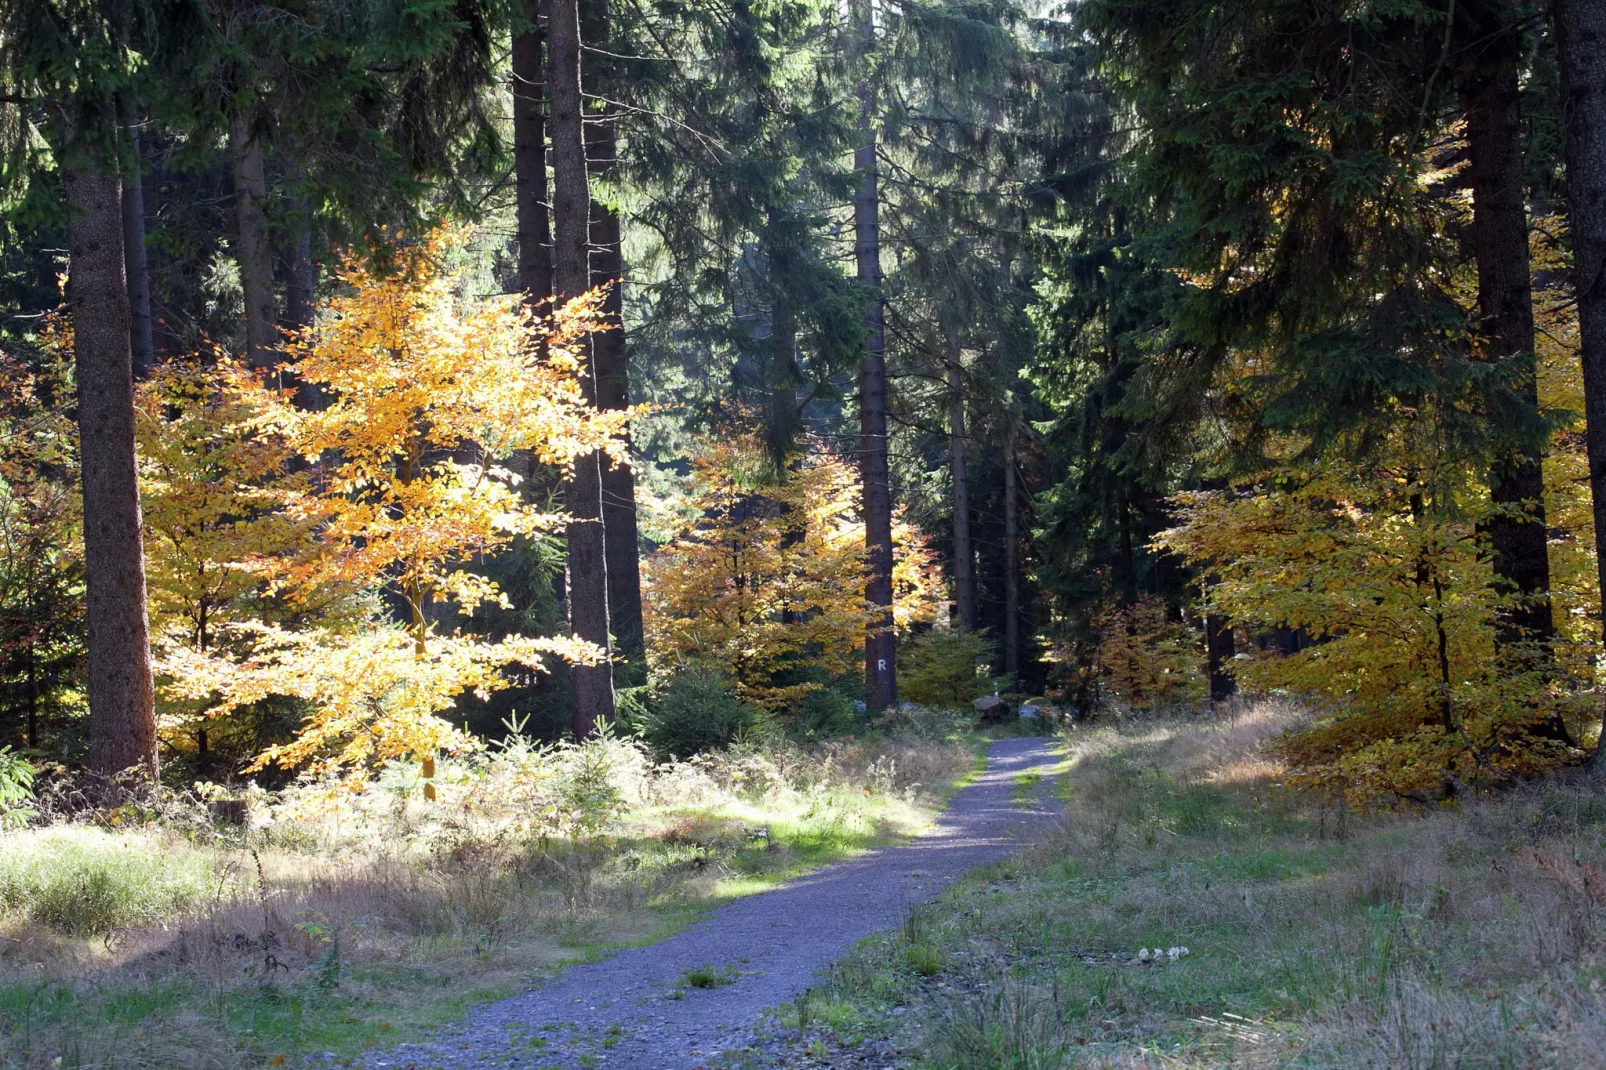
[548,0,614,736]
[1550,0,1606,767]
[0,0,159,782]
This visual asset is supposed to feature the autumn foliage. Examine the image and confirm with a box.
[1152,223,1596,802]
[643,432,944,712]
[153,231,630,784]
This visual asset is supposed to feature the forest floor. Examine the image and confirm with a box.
[356,737,1064,1069]
[741,702,1606,1069]
[0,729,986,1069]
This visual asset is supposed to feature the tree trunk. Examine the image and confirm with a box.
[283,184,323,410]
[118,99,154,380]
[1003,427,1020,687]
[765,226,803,456]
[549,0,615,736]
[229,111,277,370]
[513,0,554,308]
[512,0,567,613]
[856,63,896,711]
[1552,0,1606,770]
[1461,35,1555,655]
[284,192,317,331]
[65,150,158,784]
[1205,608,1236,703]
[587,94,646,689]
[946,319,975,631]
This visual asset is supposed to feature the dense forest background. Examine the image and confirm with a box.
[2,0,1606,807]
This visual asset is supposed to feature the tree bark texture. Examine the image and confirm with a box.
[513,0,554,308]
[1003,427,1020,686]
[1552,0,1606,769]
[946,320,975,631]
[66,155,158,783]
[511,0,567,613]
[549,0,614,735]
[229,111,278,370]
[118,102,154,380]
[1461,40,1555,652]
[587,99,646,688]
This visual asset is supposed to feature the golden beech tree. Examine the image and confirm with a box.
[136,359,344,763]
[163,231,631,784]
[643,432,943,710]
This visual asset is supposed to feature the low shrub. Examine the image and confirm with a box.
[0,746,35,827]
[788,686,860,738]
[640,668,763,758]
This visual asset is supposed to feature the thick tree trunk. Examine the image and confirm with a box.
[1003,428,1020,687]
[229,111,277,370]
[946,320,975,631]
[511,0,566,613]
[118,100,154,380]
[856,88,896,711]
[513,0,554,307]
[587,102,646,688]
[1462,41,1555,654]
[65,153,157,784]
[1552,0,1606,770]
[549,0,614,736]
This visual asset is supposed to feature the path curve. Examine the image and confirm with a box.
[364,736,1063,1069]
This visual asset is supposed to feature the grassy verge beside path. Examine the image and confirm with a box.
[0,728,986,1069]
[760,702,1606,1069]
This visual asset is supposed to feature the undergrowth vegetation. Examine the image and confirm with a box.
[0,728,976,1069]
[774,701,1606,1068]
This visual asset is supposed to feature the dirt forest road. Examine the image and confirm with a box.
[361,736,1064,1070]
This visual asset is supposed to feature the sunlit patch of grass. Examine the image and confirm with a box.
[0,828,218,936]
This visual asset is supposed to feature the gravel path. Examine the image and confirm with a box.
[362,736,1063,1070]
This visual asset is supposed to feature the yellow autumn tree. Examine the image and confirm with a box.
[163,230,631,784]
[643,432,943,711]
[1157,425,1591,804]
[137,358,356,765]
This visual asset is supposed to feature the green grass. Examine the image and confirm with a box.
[680,964,737,989]
[0,828,218,936]
[753,703,1606,1069]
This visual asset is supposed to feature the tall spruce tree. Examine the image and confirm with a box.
[548,0,614,736]
[850,0,897,710]
[1,0,159,782]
